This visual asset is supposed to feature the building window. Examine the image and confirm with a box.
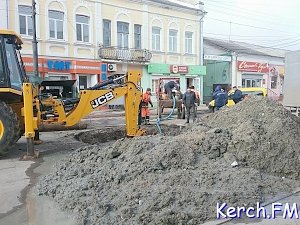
[103,19,111,47]
[169,29,178,53]
[185,31,193,54]
[49,10,64,39]
[76,15,89,42]
[18,5,33,36]
[271,76,277,89]
[152,27,161,51]
[0,40,5,84]
[117,22,129,48]
[134,24,142,49]
[242,79,262,88]
[151,79,159,93]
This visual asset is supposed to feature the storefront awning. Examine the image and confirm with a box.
[41,80,76,87]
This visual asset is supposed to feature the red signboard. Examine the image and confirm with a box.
[237,61,269,73]
[170,65,189,74]
[22,56,103,75]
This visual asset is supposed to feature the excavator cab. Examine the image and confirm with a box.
[0,30,26,90]
[0,30,27,155]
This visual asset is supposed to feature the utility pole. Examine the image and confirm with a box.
[32,0,38,77]
[198,1,206,66]
[28,0,38,157]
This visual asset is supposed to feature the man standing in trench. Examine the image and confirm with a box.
[164,80,180,99]
[182,86,197,123]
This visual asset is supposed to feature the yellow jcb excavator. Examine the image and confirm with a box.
[0,30,145,156]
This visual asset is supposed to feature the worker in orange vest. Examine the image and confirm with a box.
[142,88,153,125]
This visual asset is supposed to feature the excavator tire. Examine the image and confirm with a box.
[0,101,21,156]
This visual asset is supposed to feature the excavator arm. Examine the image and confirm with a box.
[23,71,145,155]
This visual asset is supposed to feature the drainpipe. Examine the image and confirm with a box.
[32,0,38,78]
[6,0,9,28]
[198,2,206,105]
[231,52,237,87]
[199,4,206,66]
[199,16,204,66]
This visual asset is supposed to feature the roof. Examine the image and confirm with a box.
[149,0,204,13]
[204,37,287,58]
[0,29,23,45]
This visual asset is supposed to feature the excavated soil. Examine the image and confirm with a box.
[37,97,300,225]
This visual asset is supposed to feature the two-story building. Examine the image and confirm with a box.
[98,0,207,105]
[0,0,206,105]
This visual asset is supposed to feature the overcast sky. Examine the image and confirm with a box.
[201,0,300,50]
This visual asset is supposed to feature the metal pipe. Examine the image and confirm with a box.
[155,95,176,134]
[88,75,126,90]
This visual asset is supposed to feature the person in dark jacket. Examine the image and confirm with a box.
[213,85,228,111]
[182,87,197,123]
[164,80,179,99]
[231,86,243,104]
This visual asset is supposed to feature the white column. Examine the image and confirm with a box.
[231,52,237,87]
[142,4,149,49]
[199,17,204,66]
[95,0,102,58]
[0,0,9,29]
[200,76,204,104]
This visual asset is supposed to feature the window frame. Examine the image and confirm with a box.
[48,10,64,40]
[151,78,160,94]
[185,31,193,54]
[18,5,33,36]
[103,19,111,47]
[271,76,278,89]
[169,29,178,53]
[3,37,25,90]
[76,14,90,43]
[152,27,161,51]
[117,21,129,48]
[134,24,142,49]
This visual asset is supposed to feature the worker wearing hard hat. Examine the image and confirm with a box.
[141,88,153,125]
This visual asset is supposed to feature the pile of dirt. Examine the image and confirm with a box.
[36,97,300,224]
[200,96,300,179]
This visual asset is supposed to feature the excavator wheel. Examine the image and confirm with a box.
[0,101,21,156]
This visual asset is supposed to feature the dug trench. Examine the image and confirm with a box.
[74,124,183,145]
[35,97,300,225]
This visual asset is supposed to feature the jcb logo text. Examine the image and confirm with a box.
[91,92,115,109]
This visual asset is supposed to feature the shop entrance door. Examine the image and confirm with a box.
[186,78,194,89]
[79,76,87,90]
[193,78,201,93]
[186,77,201,91]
